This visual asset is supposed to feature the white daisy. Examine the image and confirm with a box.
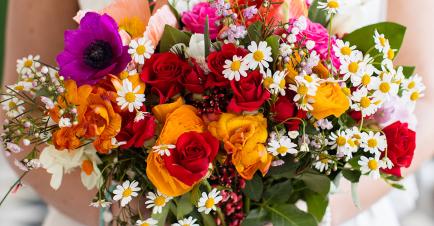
[373,30,390,53]
[314,151,333,172]
[328,130,349,155]
[171,216,199,226]
[1,97,25,118]
[373,72,399,99]
[197,188,223,214]
[401,74,425,92]
[90,199,112,208]
[152,144,176,157]
[145,191,173,214]
[360,131,387,154]
[351,88,381,117]
[128,37,154,64]
[112,180,141,207]
[267,135,297,156]
[340,51,364,81]
[403,89,424,104]
[350,64,379,90]
[264,70,287,96]
[9,81,34,92]
[16,55,41,75]
[244,41,273,72]
[288,130,300,139]
[136,218,158,226]
[116,79,146,112]
[358,156,385,180]
[317,0,341,14]
[222,55,248,81]
[333,39,356,60]
[381,47,396,67]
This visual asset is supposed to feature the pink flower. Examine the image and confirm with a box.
[181,2,222,39]
[374,95,417,130]
[144,5,178,47]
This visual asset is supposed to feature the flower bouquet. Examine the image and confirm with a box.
[1,0,425,225]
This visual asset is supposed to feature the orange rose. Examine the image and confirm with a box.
[311,82,350,120]
[147,104,205,196]
[208,113,272,180]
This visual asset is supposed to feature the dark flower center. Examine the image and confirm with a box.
[83,40,113,69]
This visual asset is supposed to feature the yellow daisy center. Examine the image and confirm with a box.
[231,60,241,71]
[298,85,308,95]
[379,37,386,47]
[304,75,313,83]
[336,136,346,146]
[122,188,132,198]
[119,71,129,80]
[410,91,420,101]
[277,146,288,154]
[387,49,395,60]
[319,153,329,164]
[205,198,215,209]
[348,62,359,73]
[141,223,150,226]
[263,77,273,89]
[368,159,378,170]
[24,60,33,68]
[360,96,371,108]
[407,81,416,89]
[154,196,166,206]
[340,46,351,56]
[136,45,146,55]
[279,79,286,89]
[182,224,189,226]
[347,139,356,147]
[125,92,136,103]
[81,160,94,176]
[379,82,391,93]
[327,0,339,9]
[253,50,264,62]
[367,138,378,148]
[8,101,17,109]
[361,74,371,86]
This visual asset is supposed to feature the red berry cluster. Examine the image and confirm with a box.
[193,88,228,114]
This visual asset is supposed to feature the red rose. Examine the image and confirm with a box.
[116,112,156,149]
[140,52,191,103]
[206,43,247,87]
[271,93,306,130]
[381,121,416,177]
[164,131,219,186]
[180,59,207,94]
[227,70,270,113]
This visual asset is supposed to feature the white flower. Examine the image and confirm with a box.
[314,152,333,172]
[90,200,112,208]
[373,30,390,53]
[222,55,248,81]
[10,81,34,92]
[113,180,141,207]
[6,142,22,153]
[318,0,341,14]
[316,119,333,130]
[145,191,173,214]
[59,117,72,128]
[381,157,394,170]
[306,40,316,50]
[333,39,356,60]
[80,149,103,190]
[293,16,307,31]
[350,64,379,90]
[264,70,287,96]
[116,79,146,112]
[303,51,320,74]
[279,43,293,57]
[40,96,55,109]
[152,144,175,156]
[373,72,399,99]
[358,156,385,180]
[16,55,41,75]
[136,218,158,226]
[340,50,364,81]
[172,216,199,226]
[288,131,300,139]
[111,137,127,148]
[187,34,206,60]
[244,41,273,72]
[287,34,297,43]
[328,130,349,154]
[1,97,25,118]
[128,37,154,64]
[351,88,381,117]
[168,0,205,14]
[360,131,387,154]
[197,188,223,214]
[268,135,297,156]
[401,74,425,103]
[300,142,310,152]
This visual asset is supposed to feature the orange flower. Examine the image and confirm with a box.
[311,83,350,120]
[146,104,205,196]
[208,113,272,180]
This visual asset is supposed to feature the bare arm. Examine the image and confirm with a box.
[330,0,434,224]
[3,1,99,225]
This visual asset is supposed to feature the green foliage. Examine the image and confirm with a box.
[263,181,293,205]
[151,202,171,226]
[401,66,416,78]
[175,193,194,219]
[267,204,317,226]
[204,16,211,57]
[299,171,331,195]
[242,208,269,226]
[243,173,264,201]
[243,22,264,45]
[266,35,281,63]
[342,168,362,183]
[305,191,329,222]
[308,0,329,27]
[159,25,191,52]
[200,212,218,226]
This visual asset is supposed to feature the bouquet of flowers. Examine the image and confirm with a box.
[1,0,425,225]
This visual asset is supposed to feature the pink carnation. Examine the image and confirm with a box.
[181,2,222,39]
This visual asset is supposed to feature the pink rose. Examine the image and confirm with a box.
[181,2,222,39]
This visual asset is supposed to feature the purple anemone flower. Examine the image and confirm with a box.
[56,12,131,85]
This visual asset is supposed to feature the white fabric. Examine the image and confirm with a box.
[43,206,86,226]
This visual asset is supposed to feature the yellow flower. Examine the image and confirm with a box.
[311,83,350,120]
[285,51,302,84]
[208,113,272,180]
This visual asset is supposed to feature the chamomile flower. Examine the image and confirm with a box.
[152,144,175,156]
[116,79,146,112]
[351,88,381,117]
[1,97,25,118]
[328,130,349,154]
[267,135,298,156]
[197,188,223,214]
[401,74,425,91]
[289,74,319,102]
[360,131,387,154]
[340,51,364,81]
[318,0,341,14]
[9,81,34,92]
[373,72,399,99]
[333,39,356,60]
[90,199,112,208]
[172,216,199,226]
[244,41,272,72]
[145,191,173,214]
[403,88,425,103]
[381,47,396,67]
[16,55,40,75]
[314,151,333,172]
[350,64,379,90]
[358,156,385,179]
[222,55,248,81]
[264,70,287,96]
[128,37,154,64]
[136,218,158,226]
[373,30,390,53]
[112,180,141,207]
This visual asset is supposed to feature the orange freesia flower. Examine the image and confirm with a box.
[208,113,272,180]
[147,104,205,197]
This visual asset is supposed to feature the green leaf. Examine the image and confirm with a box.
[401,66,416,79]
[201,212,217,226]
[190,184,201,205]
[266,204,317,226]
[391,183,406,190]
[204,16,211,57]
[342,168,362,183]
[299,171,331,195]
[305,192,329,222]
[266,35,280,62]
[268,157,298,179]
[343,22,406,61]
[243,22,263,44]
[308,0,329,27]
[263,180,292,205]
[176,193,194,219]
[243,173,264,201]
[151,201,171,226]
[241,208,270,226]
[159,25,191,52]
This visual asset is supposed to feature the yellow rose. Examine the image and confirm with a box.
[208,113,272,180]
[311,83,350,120]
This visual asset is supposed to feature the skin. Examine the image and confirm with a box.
[2,0,434,226]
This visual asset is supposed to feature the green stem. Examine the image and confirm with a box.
[0,171,29,206]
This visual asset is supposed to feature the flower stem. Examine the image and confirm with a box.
[0,171,28,206]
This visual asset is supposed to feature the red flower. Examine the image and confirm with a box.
[116,112,156,149]
[227,70,270,113]
[140,53,190,103]
[381,121,416,177]
[180,59,207,94]
[206,43,247,87]
[271,93,306,130]
[164,131,219,186]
